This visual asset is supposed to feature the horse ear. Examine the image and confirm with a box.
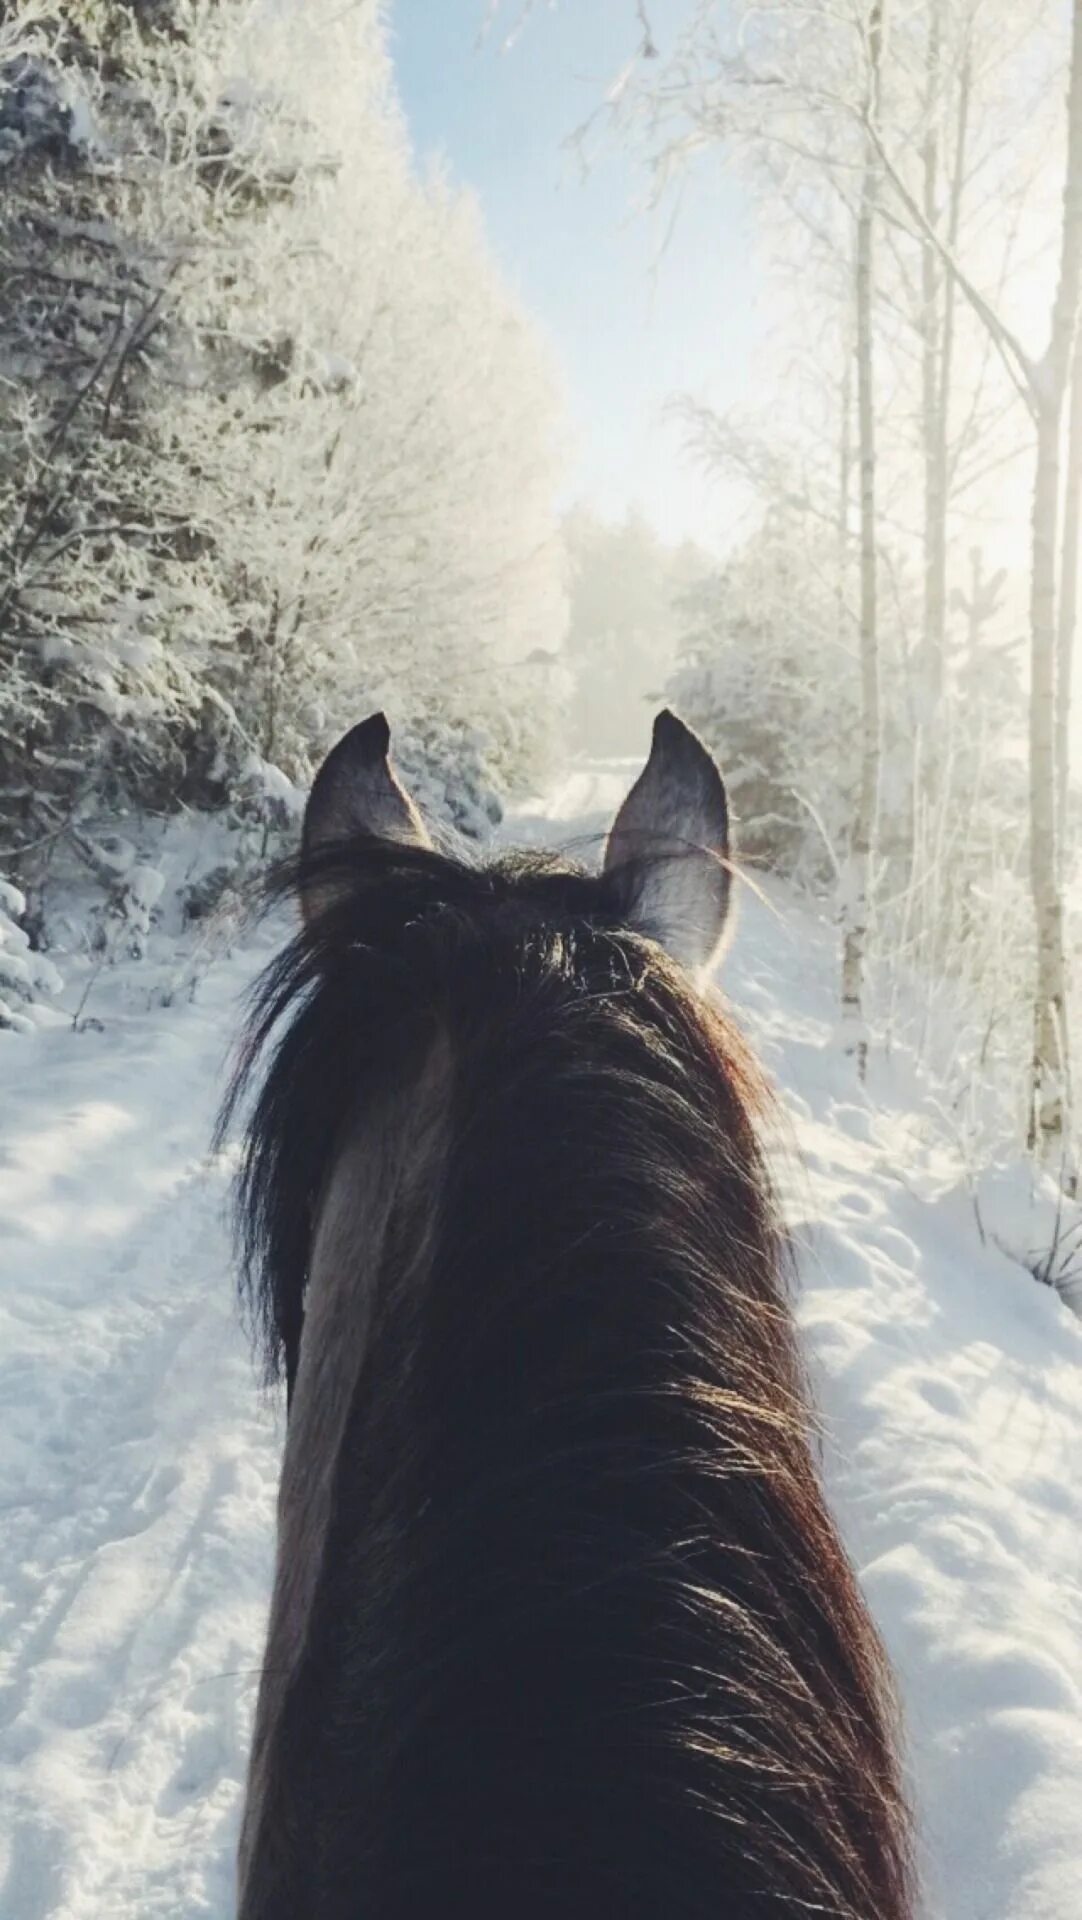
[302,713,430,916]
[603,709,731,977]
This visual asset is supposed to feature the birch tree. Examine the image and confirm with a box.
[1058,326,1082,869]
[843,1,887,1076]
[1025,1,1082,1160]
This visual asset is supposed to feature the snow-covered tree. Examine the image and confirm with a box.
[188,4,568,797]
[0,0,568,944]
[562,508,710,756]
[666,510,861,882]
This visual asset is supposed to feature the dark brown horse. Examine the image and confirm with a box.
[223,710,914,1918]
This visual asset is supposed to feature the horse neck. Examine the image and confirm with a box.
[238,982,912,1920]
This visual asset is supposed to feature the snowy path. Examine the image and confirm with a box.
[1,785,1081,1917]
[0,935,280,1919]
[724,900,1082,1920]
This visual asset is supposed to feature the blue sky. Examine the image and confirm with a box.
[391,1,758,551]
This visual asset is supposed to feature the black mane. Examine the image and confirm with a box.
[222,834,915,1919]
[219,839,654,1394]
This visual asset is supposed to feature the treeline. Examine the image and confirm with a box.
[580,0,1082,1179]
[0,0,566,1000]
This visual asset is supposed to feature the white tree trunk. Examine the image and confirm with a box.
[919,1,944,732]
[1031,403,1070,1154]
[837,343,853,628]
[842,1,885,1080]
[1056,325,1082,872]
[1028,0,1082,1164]
[920,18,971,802]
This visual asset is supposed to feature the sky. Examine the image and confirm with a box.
[391,1,759,553]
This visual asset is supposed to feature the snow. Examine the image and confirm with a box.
[725,908,1082,1920]
[239,757,304,820]
[1,766,1081,1918]
[1,892,62,1028]
[0,926,279,1920]
[127,866,166,915]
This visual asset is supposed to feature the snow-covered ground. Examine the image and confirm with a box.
[1,765,1081,1918]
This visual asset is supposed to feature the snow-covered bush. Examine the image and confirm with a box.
[0,876,61,1030]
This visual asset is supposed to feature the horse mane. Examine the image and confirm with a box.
[222,835,915,1918]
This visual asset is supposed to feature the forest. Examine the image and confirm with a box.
[579,0,1082,1196]
[0,0,566,993]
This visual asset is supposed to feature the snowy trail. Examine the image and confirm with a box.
[0,935,280,1919]
[2,787,1081,1917]
[724,897,1082,1920]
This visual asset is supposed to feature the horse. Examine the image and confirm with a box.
[222,708,915,1919]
